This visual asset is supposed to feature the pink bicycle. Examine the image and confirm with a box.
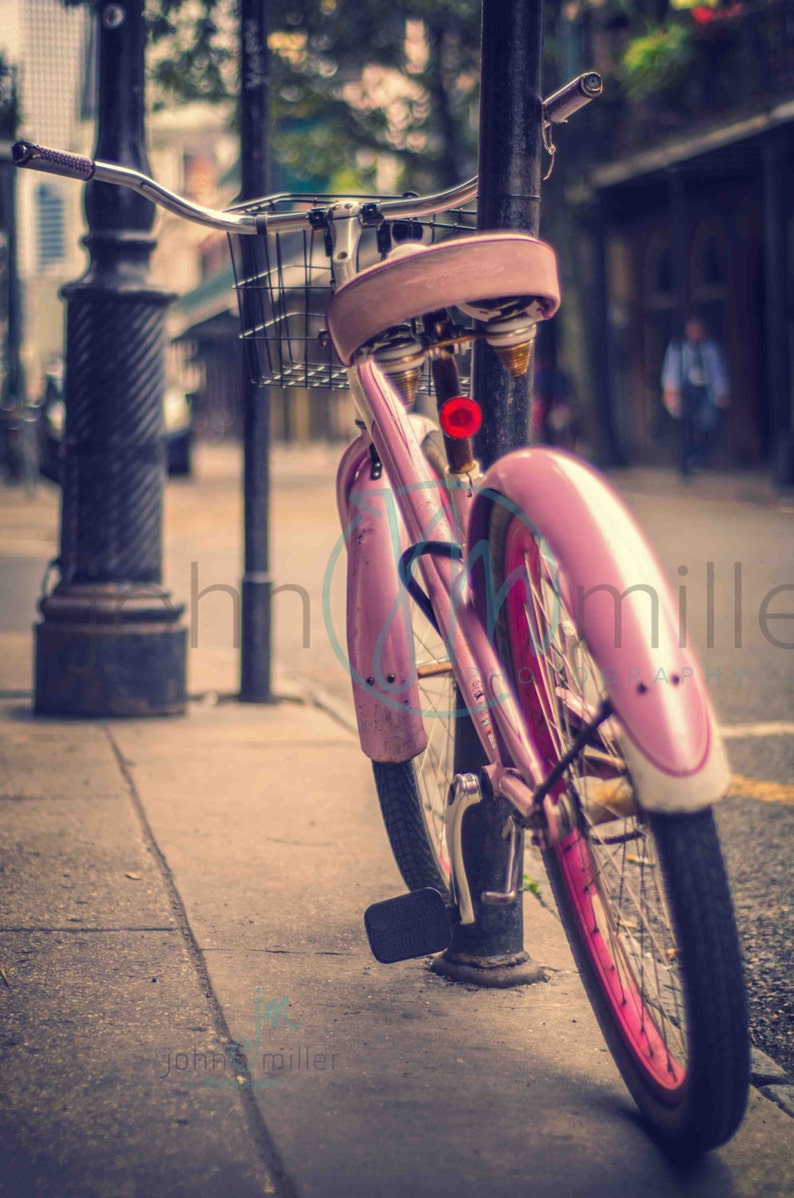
[14,74,749,1153]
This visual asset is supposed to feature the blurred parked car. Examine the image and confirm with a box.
[1,394,41,492]
[38,364,193,481]
[162,386,193,476]
[38,365,64,484]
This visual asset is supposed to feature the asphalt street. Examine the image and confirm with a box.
[1,444,792,1076]
[616,484,794,1077]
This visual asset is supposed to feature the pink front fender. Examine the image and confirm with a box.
[468,449,729,812]
[336,431,428,763]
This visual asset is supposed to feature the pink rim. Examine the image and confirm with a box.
[556,831,685,1097]
[503,517,687,1099]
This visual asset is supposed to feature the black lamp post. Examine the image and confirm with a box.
[0,64,24,430]
[433,0,545,986]
[238,0,273,703]
[473,0,544,464]
[34,0,186,716]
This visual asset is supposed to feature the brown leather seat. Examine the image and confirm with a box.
[326,232,560,366]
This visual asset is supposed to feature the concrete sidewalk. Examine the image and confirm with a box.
[1,690,793,1198]
[608,464,792,509]
[1,451,794,1194]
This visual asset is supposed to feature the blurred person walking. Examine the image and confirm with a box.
[531,349,577,450]
[662,314,729,472]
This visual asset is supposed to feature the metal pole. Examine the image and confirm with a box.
[434,0,545,988]
[34,0,186,716]
[238,0,273,703]
[473,0,543,464]
[763,131,794,487]
[3,164,24,414]
[1,65,24,414]
[668,168,689,478]
[589,197,623,468]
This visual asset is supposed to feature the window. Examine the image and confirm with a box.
[691,218,728,343]
[644,234,673,309]
[37,183,65,270]
[691,218,728,302]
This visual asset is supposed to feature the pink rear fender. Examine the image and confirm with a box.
[468,449,730,813]
[336,421,437,763]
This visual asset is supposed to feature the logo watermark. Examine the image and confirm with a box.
[56,470,793,707]
[159,988,339,1092]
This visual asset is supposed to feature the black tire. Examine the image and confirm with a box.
[373,760,450,895]
[488,497,749,1153]
[371,432,456,899]
[545,810,749,1152]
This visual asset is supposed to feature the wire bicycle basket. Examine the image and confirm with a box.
[228,194,477,392]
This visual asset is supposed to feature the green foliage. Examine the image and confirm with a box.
[60,1,618,191]
[622,21,694,101]
[141,0,481,189]
[556,1,743,107]
[522,873,553,911]
[147,0,237,105]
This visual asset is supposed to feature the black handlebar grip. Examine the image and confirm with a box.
[543,73,603,125]
[12,140,95,181]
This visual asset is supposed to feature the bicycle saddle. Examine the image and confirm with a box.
[326,232,560,366]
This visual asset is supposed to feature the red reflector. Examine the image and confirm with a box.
[439,396,482,440]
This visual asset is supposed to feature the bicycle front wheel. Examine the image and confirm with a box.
[488,499,749,1153]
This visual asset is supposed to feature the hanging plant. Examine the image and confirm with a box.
[621,22,695,101]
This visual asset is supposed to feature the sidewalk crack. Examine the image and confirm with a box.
[101,723,300,1198]
[0,926,175,934]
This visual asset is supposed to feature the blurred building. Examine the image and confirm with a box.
[0,0,91,398]
[147,103,241,439]
[170,140,355,445]
[563,0,794,483]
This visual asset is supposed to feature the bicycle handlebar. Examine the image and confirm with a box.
[543,72,603,125]
[11,142,95,181]
[12,140,263,233]
[12,137,482,233]
[12,72,601,235]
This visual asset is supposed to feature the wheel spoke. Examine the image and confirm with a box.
[505,527,689,1074]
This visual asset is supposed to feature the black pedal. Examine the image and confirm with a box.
[364,888,453,964]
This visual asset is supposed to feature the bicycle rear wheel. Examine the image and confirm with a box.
[372,603,455,897]
[489,499,749,1153]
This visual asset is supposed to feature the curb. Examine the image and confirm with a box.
[282,671,359,736]
[752,1048,794,1119]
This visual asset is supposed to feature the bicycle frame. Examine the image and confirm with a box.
[337,400,541,803]
[337,357,731,834]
